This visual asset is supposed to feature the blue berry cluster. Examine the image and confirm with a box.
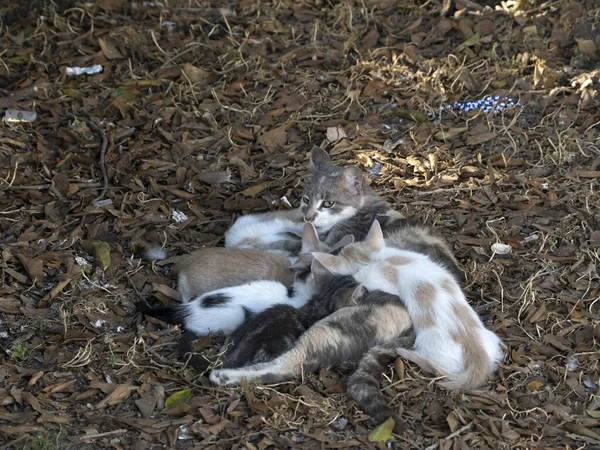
[429,96,521,119]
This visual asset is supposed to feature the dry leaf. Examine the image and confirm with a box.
[257,125,287,153]
[435,127,468,140]
[368,417,395,442]
[182,63,210,83]
[95,384,137,409]
[240,182,269,198]
[99,38,123,59]
[326,126,347,143]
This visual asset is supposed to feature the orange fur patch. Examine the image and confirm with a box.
[414,282,437,328]
[385,256,413,266]
[441,278,459,296]
[382,264,399,285]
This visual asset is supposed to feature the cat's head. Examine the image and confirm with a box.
[310,219,385,275]
[300,146,366,232]
[310,257,366,303]
[291,223,354,273]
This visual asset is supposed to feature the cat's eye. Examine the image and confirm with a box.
[302,196,310,204]
[322,201,335,208]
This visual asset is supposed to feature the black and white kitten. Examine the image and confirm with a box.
[179,263,361,372]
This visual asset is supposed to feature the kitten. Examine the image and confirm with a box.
[145,220,350,303]
[140,224,354,336]
[179,263,361,372]
[301,147,462,281]
[224,208,305,257]
[311,220,505,390]
[208,283,414,424]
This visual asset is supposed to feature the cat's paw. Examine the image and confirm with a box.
[210,369,239,386]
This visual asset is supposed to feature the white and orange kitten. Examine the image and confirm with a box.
[311,220,505,390]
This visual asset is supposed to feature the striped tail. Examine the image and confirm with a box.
[346,332,415,424]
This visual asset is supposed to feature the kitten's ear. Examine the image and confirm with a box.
[364,220,385,251]
[291,253,314,272]
[311,258,334,288]
[341,166,364,193]
[301,223,320,252]
[310,146,331,170]
[332,234,354,251]
[351,284,367,303]
[311,252,346,274]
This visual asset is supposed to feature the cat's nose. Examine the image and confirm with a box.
[304,215,315,223]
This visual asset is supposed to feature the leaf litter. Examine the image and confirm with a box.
[1,0,600,448]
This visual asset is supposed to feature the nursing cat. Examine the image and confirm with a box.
[226,147,462,280]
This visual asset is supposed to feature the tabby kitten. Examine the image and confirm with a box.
[209,281,414,424]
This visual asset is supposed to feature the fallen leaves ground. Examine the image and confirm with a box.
[1,0,600,449]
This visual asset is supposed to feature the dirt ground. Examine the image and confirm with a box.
[1,0,600,448]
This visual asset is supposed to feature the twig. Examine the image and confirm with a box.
[67,114,109,205]
[72,429,128,443]
[0,434,29,450]
[6,182,102,190]
[423,422,473,450]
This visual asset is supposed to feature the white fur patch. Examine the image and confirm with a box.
[183,277,315,336]
[225,214,303,253]
[311,206,357,233]
[145,247,167,260]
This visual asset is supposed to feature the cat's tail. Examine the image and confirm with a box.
[346,332,415,424]
[139,303,188,325]
[396,343,494,391]
[438,332,503,391]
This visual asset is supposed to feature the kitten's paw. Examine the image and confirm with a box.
[210,369,239,386]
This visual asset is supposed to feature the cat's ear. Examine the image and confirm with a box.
[291,253,314,272]
[311,258,334,288]
[332,234,354,251]
[312,252,347,274]
[364,220,385,251]
[310,146,331,170]
[341,166,364,194]
[351,284,367,303]
[301,223,320,252]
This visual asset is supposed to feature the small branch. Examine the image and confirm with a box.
[72,429,128,443]
[68,114,109,205]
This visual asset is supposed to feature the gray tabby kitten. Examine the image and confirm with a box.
[209,280,414,424]
[303,147,462,281]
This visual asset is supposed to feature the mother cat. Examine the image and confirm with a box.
[229,146,462,282]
